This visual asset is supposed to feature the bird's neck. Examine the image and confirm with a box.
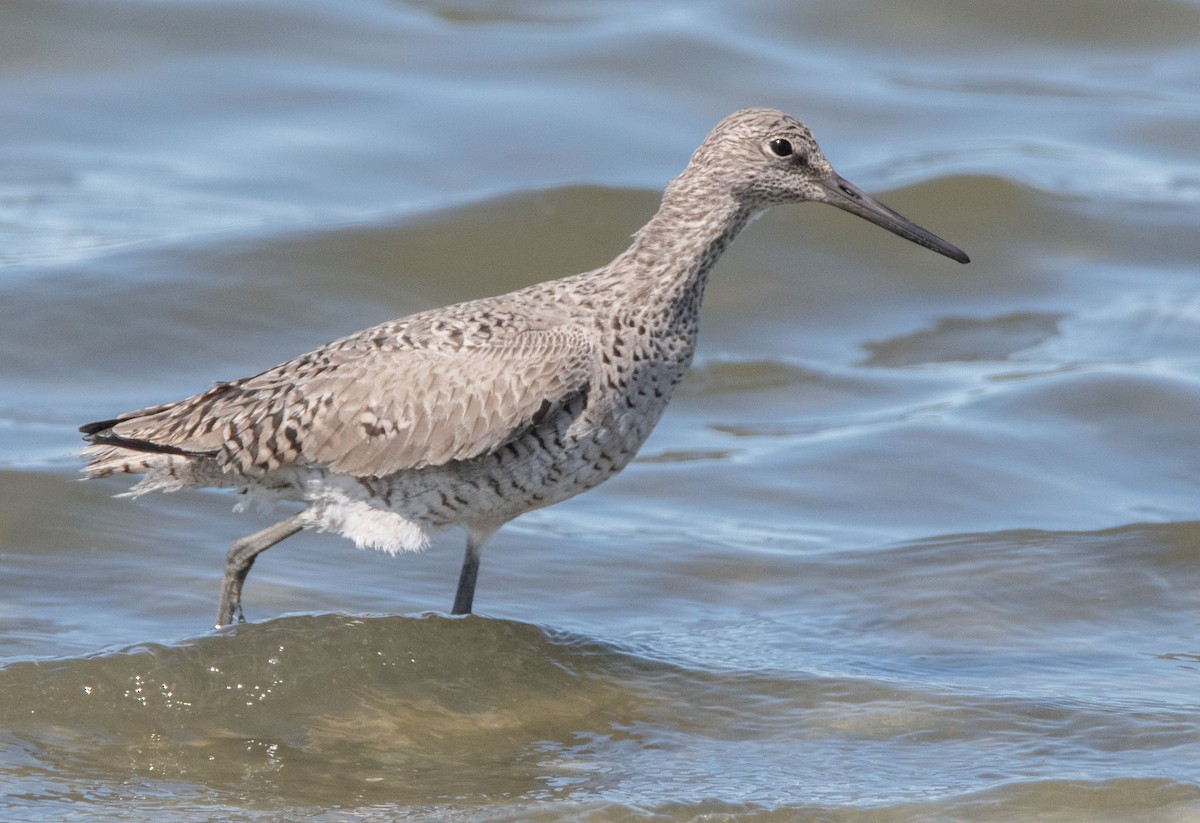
[609,176,755,325]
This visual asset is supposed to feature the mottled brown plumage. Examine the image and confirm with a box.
[81,108,968,626]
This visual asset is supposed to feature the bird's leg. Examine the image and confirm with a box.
[451,543,480,616]
[451,522,502,615]
[215,514,306,628]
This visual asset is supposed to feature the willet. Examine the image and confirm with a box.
[81,108,969,627]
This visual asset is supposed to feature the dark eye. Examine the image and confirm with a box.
[768,138,792,157]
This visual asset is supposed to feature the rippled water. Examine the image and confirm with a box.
[3,0,1200,820]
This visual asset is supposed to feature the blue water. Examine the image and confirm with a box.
[2,0,1200,820]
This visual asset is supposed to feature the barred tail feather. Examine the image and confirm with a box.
[79,444,207,496]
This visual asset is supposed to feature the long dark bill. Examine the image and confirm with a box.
[818,174,969,264]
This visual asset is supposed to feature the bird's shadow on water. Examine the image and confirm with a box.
[0,612,705,806]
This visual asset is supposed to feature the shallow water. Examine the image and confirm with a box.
[3,0,1200,820]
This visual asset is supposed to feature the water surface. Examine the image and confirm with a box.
[2,0,1199,820]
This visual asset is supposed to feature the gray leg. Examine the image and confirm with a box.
[451,542,481,615]
[215,514,305,628]
[451,522,502,615]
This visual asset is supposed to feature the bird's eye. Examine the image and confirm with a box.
[768,138,793,157]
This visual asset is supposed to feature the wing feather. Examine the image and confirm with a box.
[83,313,595,479]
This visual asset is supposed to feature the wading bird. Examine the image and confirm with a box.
[81,108,969,627]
